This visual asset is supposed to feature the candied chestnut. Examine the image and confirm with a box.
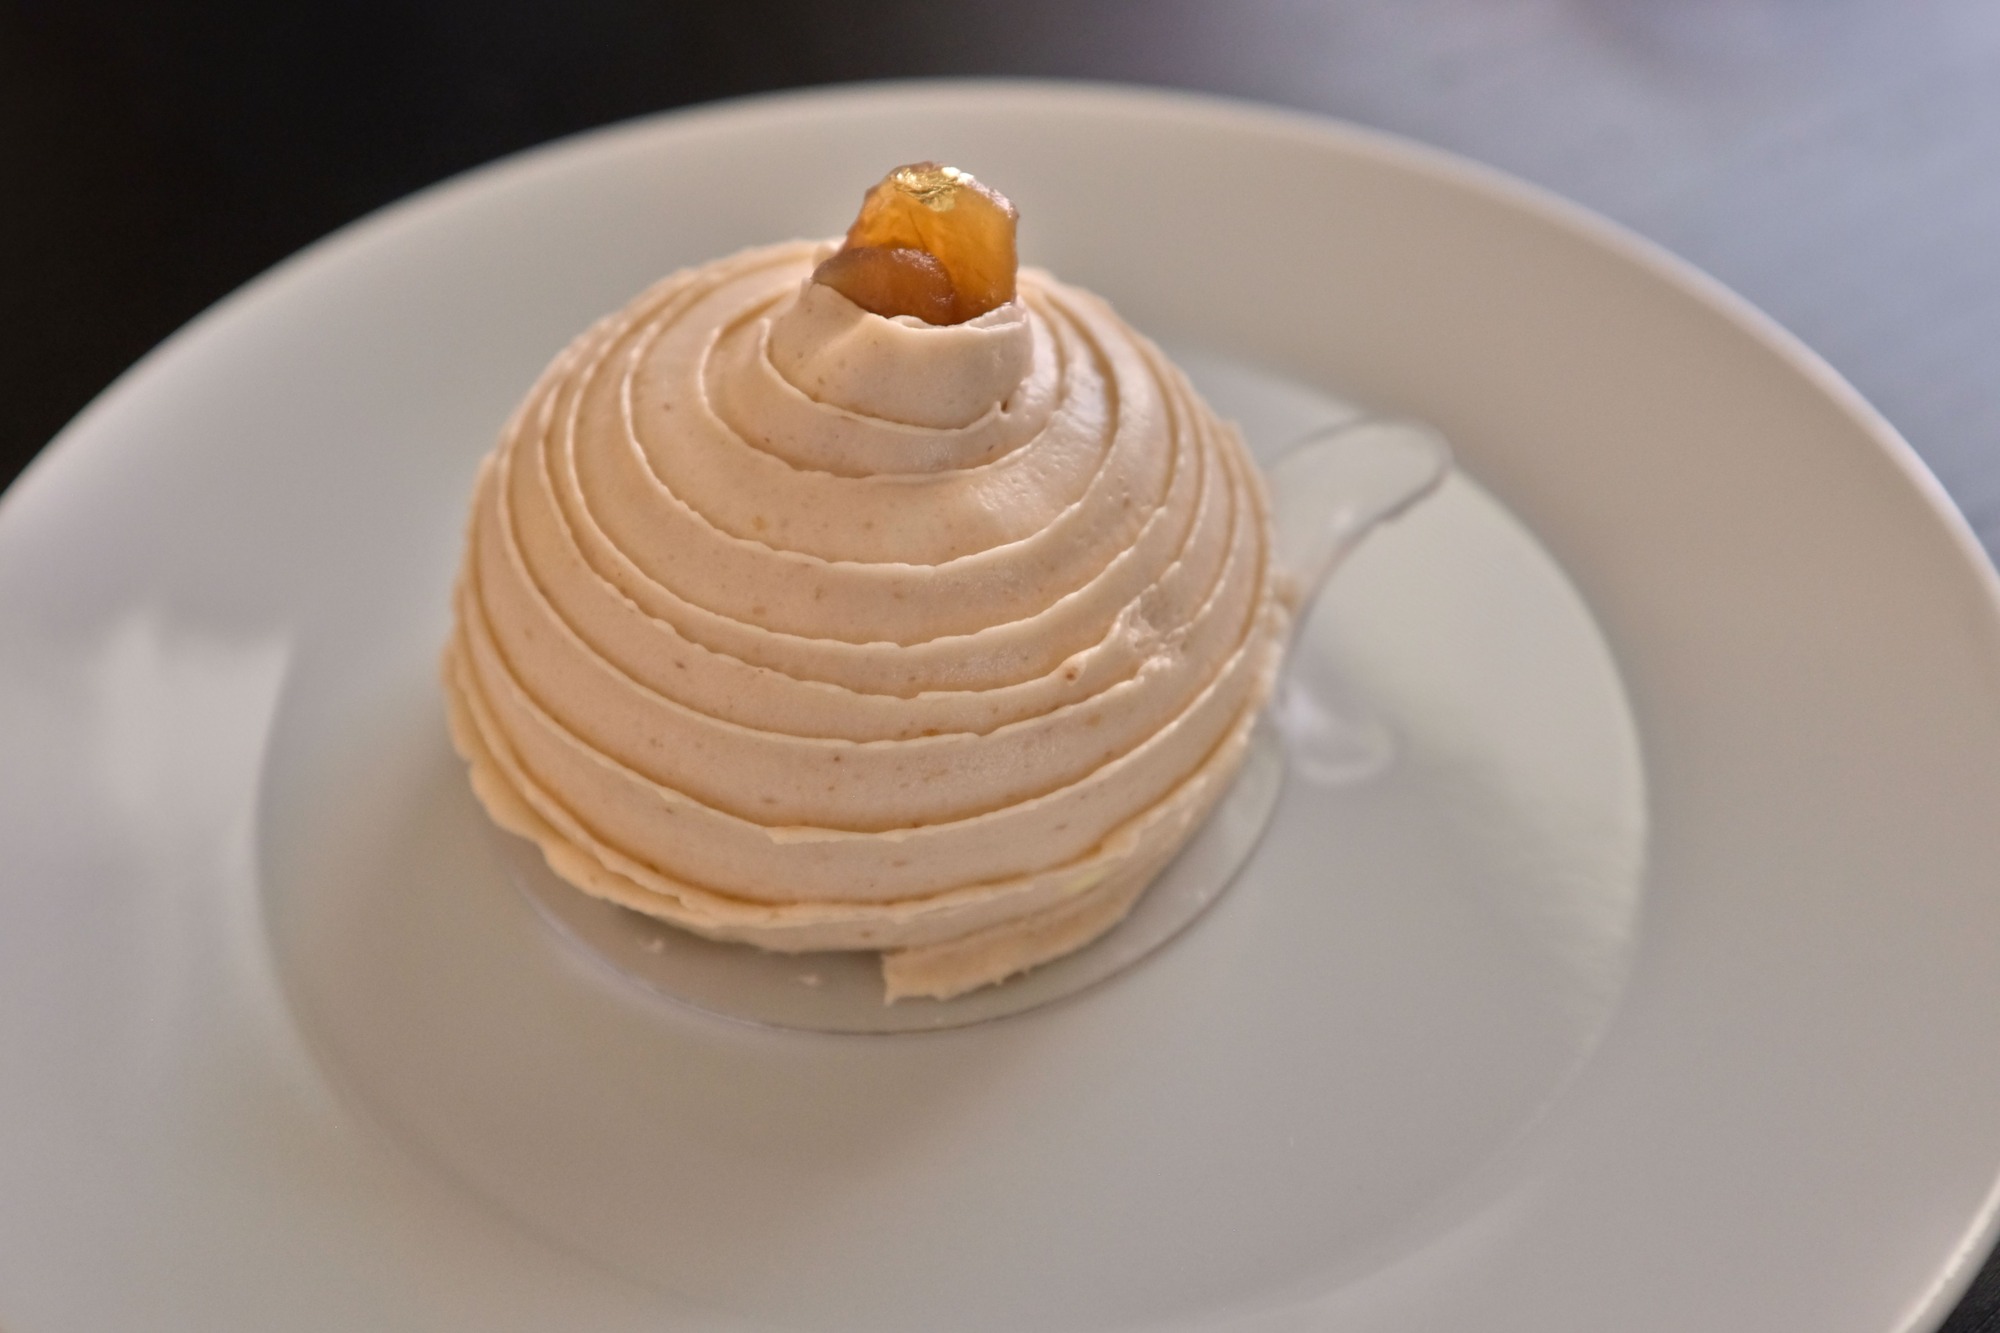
[813,162,1018,325]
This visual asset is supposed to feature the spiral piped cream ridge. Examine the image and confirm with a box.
[443,240,1289,1000]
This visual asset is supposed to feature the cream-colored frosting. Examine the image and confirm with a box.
[443,239,1289,1001]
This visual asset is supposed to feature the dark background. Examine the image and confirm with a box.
[4,2,1999,1327]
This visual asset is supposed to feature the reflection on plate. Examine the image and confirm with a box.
[2,82,1999,1333]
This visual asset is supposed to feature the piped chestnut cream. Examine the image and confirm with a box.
[443,164,1289,1000]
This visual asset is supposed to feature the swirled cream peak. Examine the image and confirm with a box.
[768,280,1031,433]
[444,235,1288,1001]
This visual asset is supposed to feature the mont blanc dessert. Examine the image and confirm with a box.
[444,163,1290,1001]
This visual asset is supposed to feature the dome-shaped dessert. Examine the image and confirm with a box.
[444,165,1290,1000]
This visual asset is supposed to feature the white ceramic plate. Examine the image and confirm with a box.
[4,82,2000,1333]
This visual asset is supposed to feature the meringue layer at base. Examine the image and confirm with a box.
[443,240,1289,1001]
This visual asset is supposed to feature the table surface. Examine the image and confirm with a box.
[3,2,1998,1328]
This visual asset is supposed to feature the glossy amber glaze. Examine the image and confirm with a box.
[812,162,1018,324]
